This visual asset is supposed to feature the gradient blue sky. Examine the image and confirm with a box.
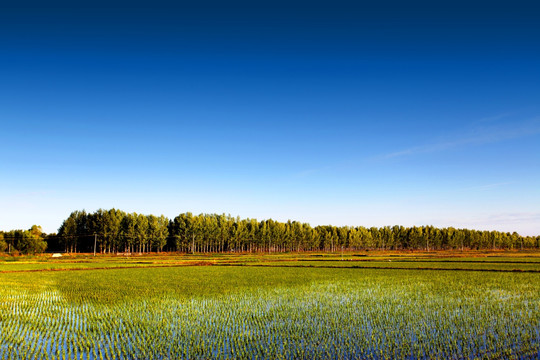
[1,1,539,235]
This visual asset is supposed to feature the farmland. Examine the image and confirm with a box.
[0,252,539,359]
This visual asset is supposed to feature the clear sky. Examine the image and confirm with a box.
[1,1,539,235]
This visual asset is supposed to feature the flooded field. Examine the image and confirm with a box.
[0,255,539,359]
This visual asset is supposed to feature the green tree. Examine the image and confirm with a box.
[107,209,124,253]
[0,232,7,252]
[120,213,137,253]
[135,213,149,253]
[17,226,47,254]
[148,214,169,252]
[58,212,78,252]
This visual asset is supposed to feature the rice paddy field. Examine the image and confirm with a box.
[0,252,539,359]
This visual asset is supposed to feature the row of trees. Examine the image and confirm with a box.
[56,209,169,253]
[0,225,48,254]
[51,209,539,253]
[2,209,538,254]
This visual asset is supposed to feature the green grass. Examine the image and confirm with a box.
[0,261,152,272]
[249,259,540,271]
[2,252,539,272]
[0,256,539,359]
[0,257,211,272]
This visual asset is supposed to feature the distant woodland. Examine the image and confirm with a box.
[1,209,539,254]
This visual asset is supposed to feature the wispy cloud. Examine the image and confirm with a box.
[463,212,540,236]
[292,116,540,178]
[421,212,540,236]
[456,181,515,192]
[484,212,540,225]
[475,112,514,124]
[375,118,540,160]
[293,165,336,179]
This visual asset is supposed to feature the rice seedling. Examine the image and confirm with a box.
[0,264,538,359]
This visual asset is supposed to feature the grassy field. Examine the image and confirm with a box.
[1,251,539,272]
[0,252,539,359]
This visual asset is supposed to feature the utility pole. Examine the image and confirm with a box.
[94,233,97,256]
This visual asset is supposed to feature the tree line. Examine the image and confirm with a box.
[51,209,540,253]
[0,225,48,254]
[1,209,539,254]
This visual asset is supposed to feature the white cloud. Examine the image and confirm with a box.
[376,118,540,160]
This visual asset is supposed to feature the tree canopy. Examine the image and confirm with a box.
[2,209,538,254]
[0,225,47,254]
[50,209,540,253]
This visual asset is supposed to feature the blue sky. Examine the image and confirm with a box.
[1,1,539,235]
